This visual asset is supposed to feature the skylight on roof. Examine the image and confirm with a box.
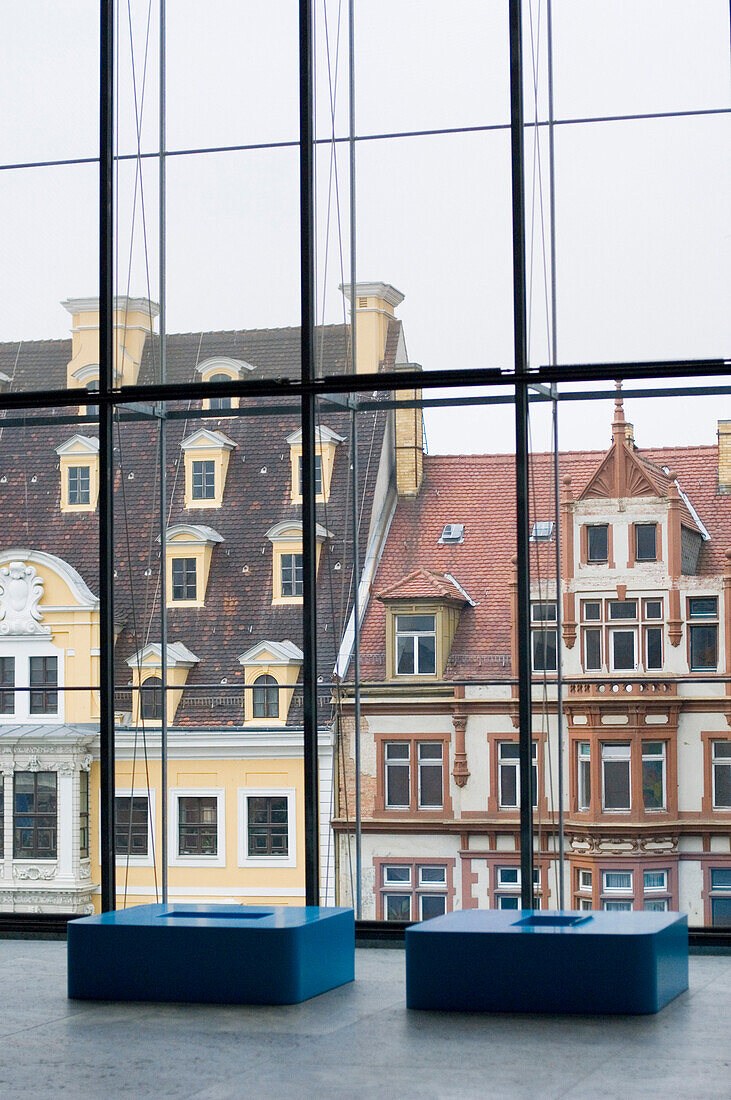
[439,524,464,544]
[530,521,554,541]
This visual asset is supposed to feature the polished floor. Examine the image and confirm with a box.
[0,941,728,1098]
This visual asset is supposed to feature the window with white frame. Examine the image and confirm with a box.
[643,868,669,911]
[169,789,225,867]
[239,789,296,868]
[395,614,436,676]
[498,741,537,810]
[381,863,448,921]
[578,868,592,892]
[385,742,410,808]
[417,742,443,808]
[601,743,631,811]
[688,596,718,671]
[641,742,666,811]
[495,865,540,908]
[577,742,591,810]
[711,740,731,809]
[531,602,557,672]
[581,598,664,674]
[0,647,63,722]
[601,869,633,910]
[384,740,444,811]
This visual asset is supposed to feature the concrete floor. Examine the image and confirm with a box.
[0,942,729,1099]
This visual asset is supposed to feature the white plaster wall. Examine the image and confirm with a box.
[710,835,731,853]
[678,835,702,854]
[462,716,489,812]
[676,718,705,811]
[679,860,704,923]
[473,859,490,906]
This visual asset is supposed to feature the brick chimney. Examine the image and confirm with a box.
[718,421,731,492]
[340,281,404,374]
[62,296,159,390]
[393,362,424,497]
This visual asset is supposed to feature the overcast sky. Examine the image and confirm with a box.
[1,1,729,453]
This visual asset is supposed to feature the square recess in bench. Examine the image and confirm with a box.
[68,903,355,1005]
[406,909,688,1014]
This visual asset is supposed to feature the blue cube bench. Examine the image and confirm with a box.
[406,909,688,1014]
[68,903,355,1005]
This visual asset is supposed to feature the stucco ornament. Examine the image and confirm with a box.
[0,562,50,635]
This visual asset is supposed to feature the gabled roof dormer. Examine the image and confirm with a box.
[180,428,236,509]
[286,425,344,504]
[238,640,304,725]
[377,568,471,680]
[55,435,100,512]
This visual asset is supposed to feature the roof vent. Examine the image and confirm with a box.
[530,521,554,541]
[439,524,465,544]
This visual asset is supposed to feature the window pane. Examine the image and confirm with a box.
[603,872,632,891]
[612,630,635,670]
[644,871,667,891]
[385,894,411,921]
[420,867,446,885]
[587,525,608,561]
[609,601,637,620]
[420,895,446,921]
[532,629,557,672]
[604,759,630,811]
[417,634,436,675]
[690,624,717,670]
[642,759,665,811]
[396,635,414,675]
[645,627,662,670]
[585,628,601,671]
[635,524,656,560]
[419,763,442,808]
[714,762,731,808]
[384,866,410,884]
[386,763,410,808]
[645,599,662,619]
[710,869,731,889]
[688,597,717,618]
[500,763,517,808]
[583,601,601,620]
[396,615,435,632]
[711,897,731,926]
[498,896,520,910]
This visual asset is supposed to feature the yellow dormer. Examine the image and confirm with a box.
[238,640,303,725]
[62,296,159,390]
[126,642,199,726]
[196,356,254,412]
[265,521,331,605]
[287,425,344,504]
[180,428,236,509]
[161,524,224,608]
[55,435,100,512]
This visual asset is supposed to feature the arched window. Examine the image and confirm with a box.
[252,674,279,719]
[140,676,162,720]
[85,379,99,418]
[208,373,232,411]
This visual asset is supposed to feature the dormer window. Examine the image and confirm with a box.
[196,356,254,412]
[180,428,236,509]
[127,642,199,726]
[396,614,436,675]
[160,524,224,608]
[238,640,303,725]
[55,435,100,512]
[265,522,330,604]
[287,425,343,504]
[192,460,216,500]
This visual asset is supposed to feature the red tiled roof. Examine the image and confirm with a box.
[358,443,731,682]
[378,568,469,602]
